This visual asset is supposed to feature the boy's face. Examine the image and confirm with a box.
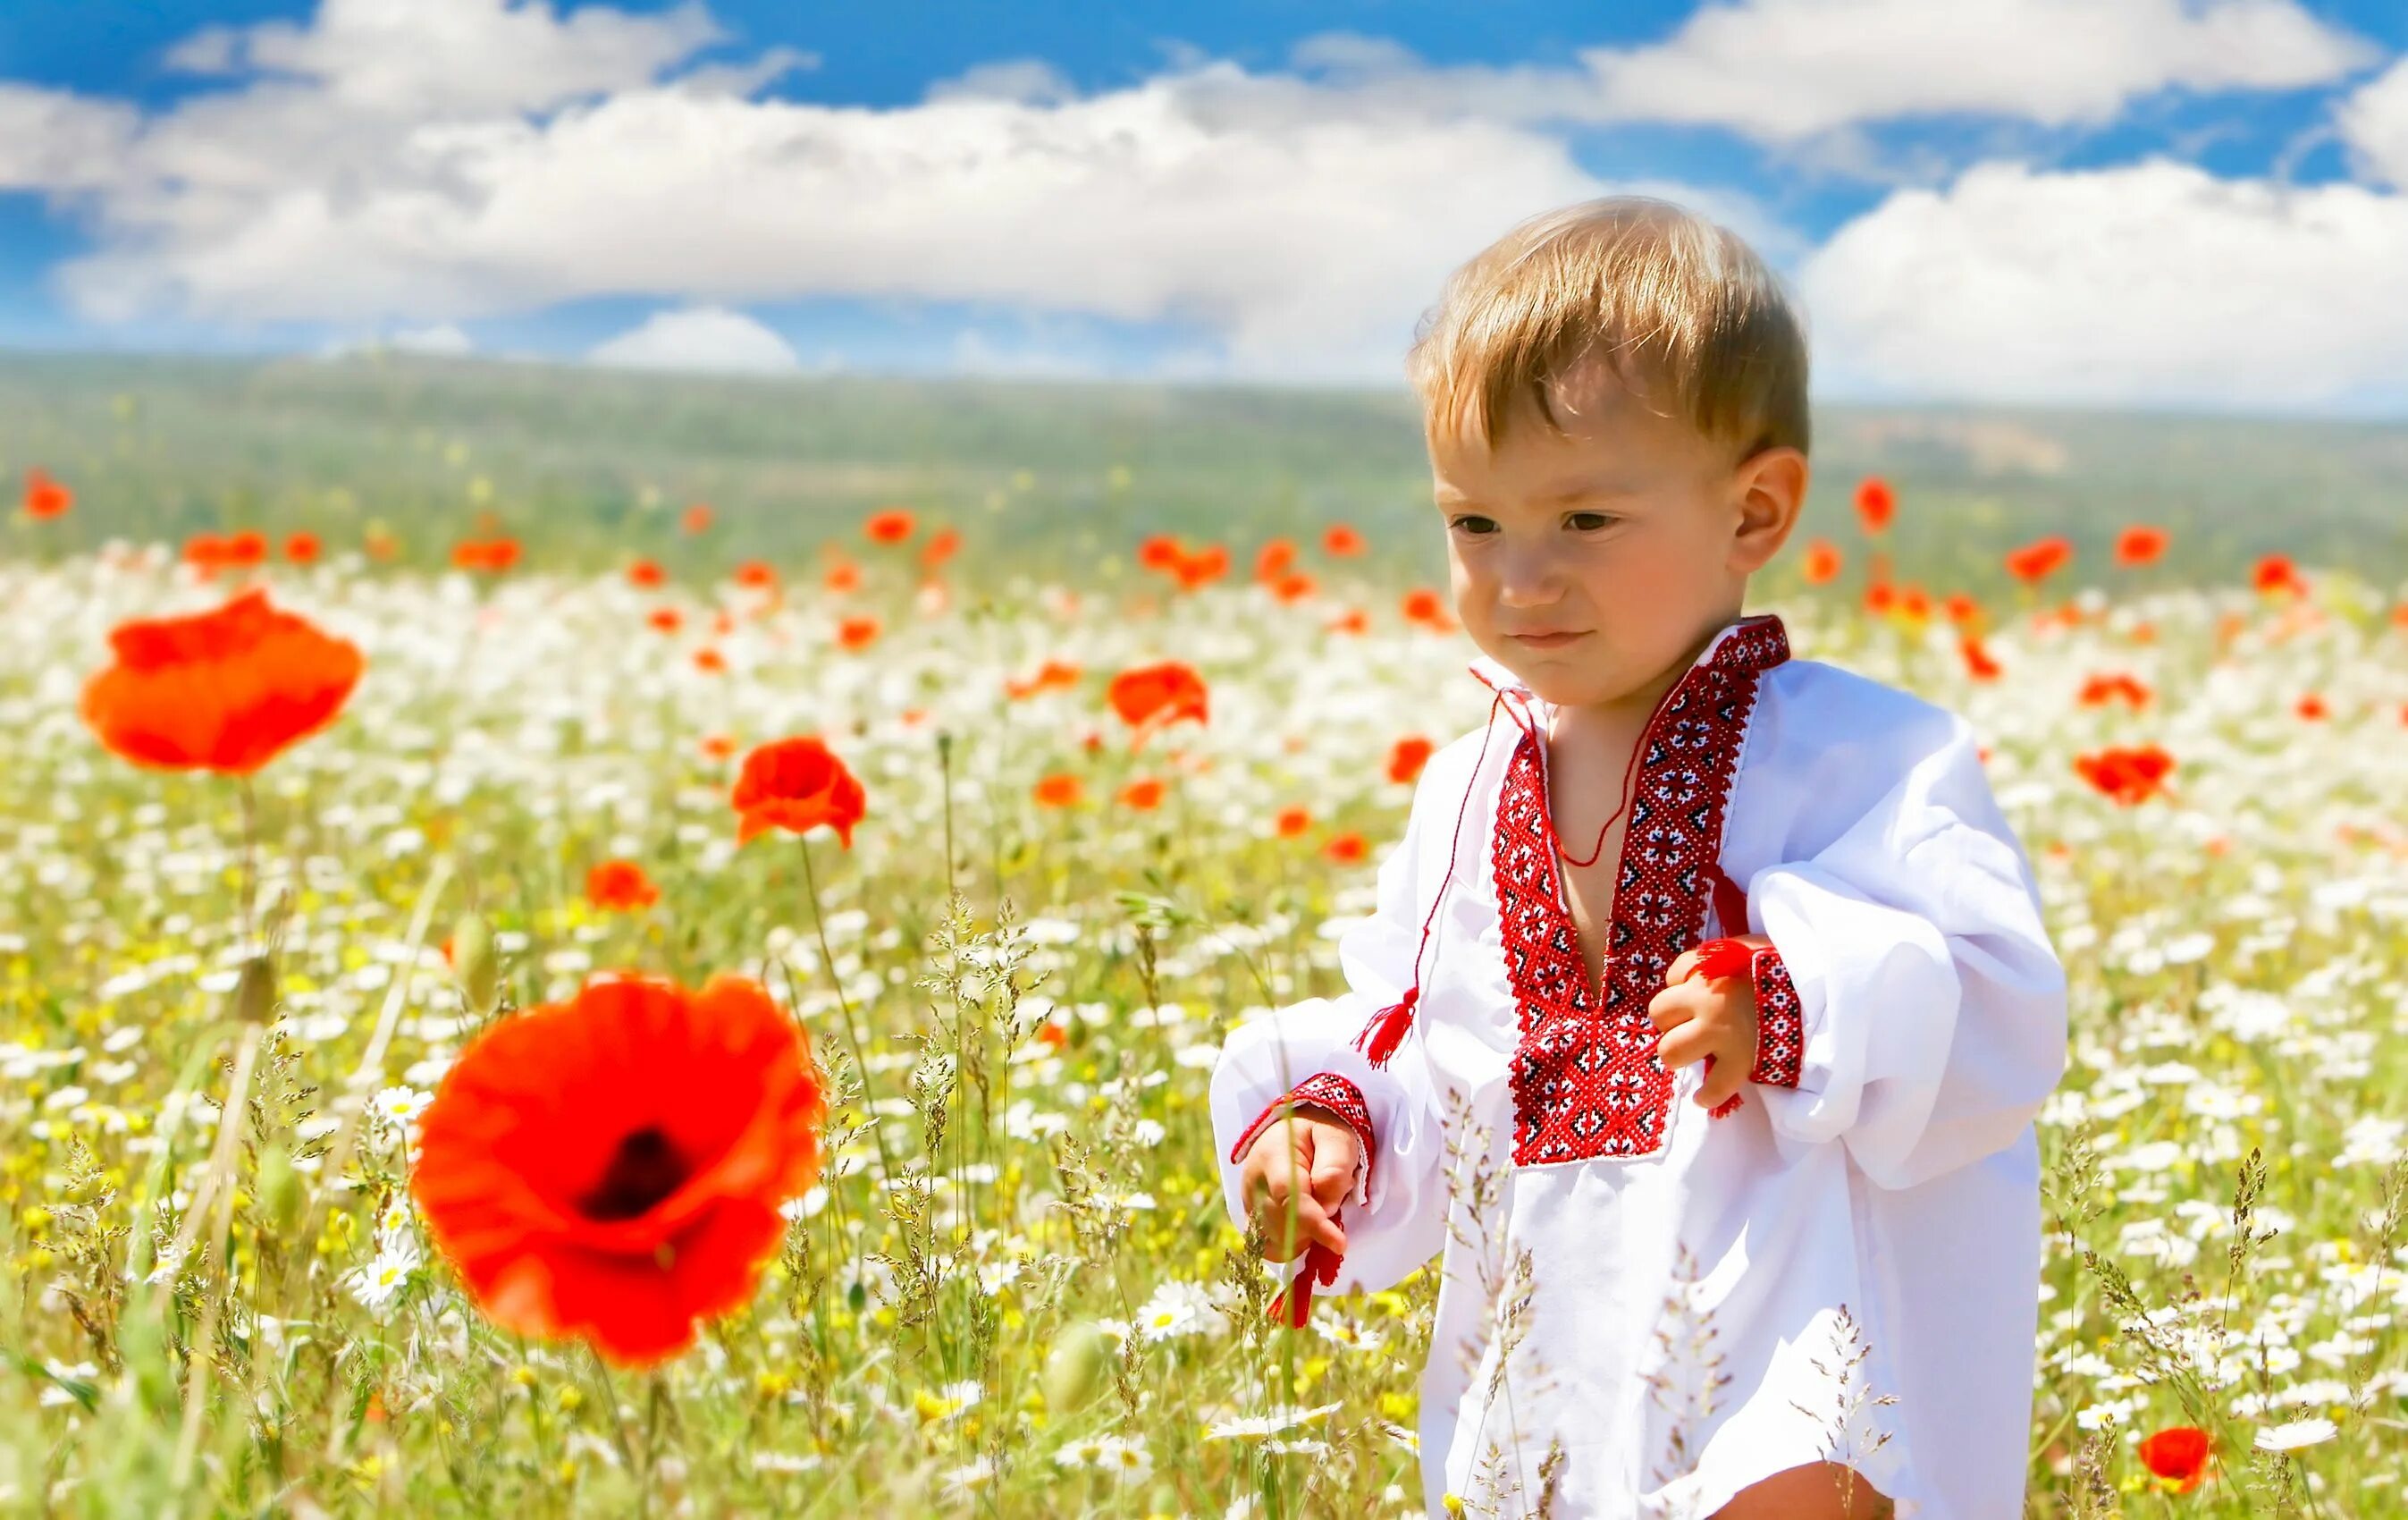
[1427,357,1802,724]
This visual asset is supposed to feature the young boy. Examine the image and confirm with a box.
[1210,198,2068,1520]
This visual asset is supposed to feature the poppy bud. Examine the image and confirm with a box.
[450,915,501,1018]
[1042,1320,1115,1414]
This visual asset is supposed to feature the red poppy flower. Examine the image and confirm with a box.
[283,531,322,564]
[2115,526,2169,566]
[1958,634,2001,681]
[586,859,661,912]
[1004,658,1082,700]
[863,507,916,545]
[1136,534,1185,574]
[1897,585,1932,621]
[1400,587,1452,630]
[1255,539,1298,583]
[1387,735,1434,785]
[1944,592,1982,627]
[1107,662,1209,744]
[409,972,827,1367]
[2138,1425,2210,1494]
[183,532,228,572]
[1864,579,1895,615]
[836,615,880,652]
[921,526,961,568]
[682,502,714,535]
[81,588,364,774]
[731,737,865,847]
[648,606,683,635]
[1323,523,1365,557]
[700,733,738,763]
[2077,673,2151,709]
[1173,544,1229,590]
[1116,776,1166,810]
[1800,538,1841,585]
[628,559,667,589]
[1323,832,1368,865]
[1032,773,1084,808]
[2004,536,2073,585]
[1272,571,1317,604]
[2295,693,2328,721]
[2074,745,2176,806]
[1853,477,1894,536]
[733,561,778,591]
[693,646,726,675]
[23,468,72,520]
[2252,553,2307,598]
[452,537,520,574]
[224,530,268,567]
[823,561,861,595]
[1276,805,1312,838]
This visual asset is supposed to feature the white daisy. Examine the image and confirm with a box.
[2253,1417,2338,1452]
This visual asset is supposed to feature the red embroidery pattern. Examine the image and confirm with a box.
[1228,1072,1377,1193]
[1495,615,1789,1165]
[1747,945,1804,1088]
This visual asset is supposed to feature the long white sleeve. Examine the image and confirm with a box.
[1740,709,2069,1192]
[1208,764,1456,1296]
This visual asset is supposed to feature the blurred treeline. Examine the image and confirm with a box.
[3,350,2404,594]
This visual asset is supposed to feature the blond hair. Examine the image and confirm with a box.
[1405,196,1810,464]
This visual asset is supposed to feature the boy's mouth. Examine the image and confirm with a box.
[1509,631,1587,649]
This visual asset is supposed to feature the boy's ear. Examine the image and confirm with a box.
[1727,445,1807,574]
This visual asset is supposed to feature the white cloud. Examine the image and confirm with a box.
[1798,157,2408,413]
[588,306,799,373]
[391,321,475,355]
[0,85,139,191]
[2337,57,2408,190]
[1572,0,2380,143]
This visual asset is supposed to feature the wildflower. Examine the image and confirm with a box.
[2004,536,2073,585]
[1324,832,1368,865]
[627,558,667,588]
[731,737,866,848]
[451,538,521,574]
[1800,538,1841,585]
[921,526,961,567]
[1958,634,2001,681]
[2115,525,2169,566]
[373,1085,434,1129]
[1276,805,1311,838]
[1400,587,1453,630]
[2074,745,2176,806]
[283,531,321,564]
[2253,1417,2337,1452]
[1387,736,1434,785]
[863,508,916,544]
[1255,539,1298,582]
[682,502,713,535]
[1033,773,1085,808]
[2252,553,2308,598]
[409,973,828,1365]
[1853,476,1894,535]
[2137,1424,2210,1493]
[836,615,880,652]
[585,859,661,913]
[1116,777,1166,810]
[1107,662,1209,740]
[80,587,364,774]
[1174,543,1230,589]
[22,468,71,519]
[1323,523,1365,556]
[345,1234,423,1314]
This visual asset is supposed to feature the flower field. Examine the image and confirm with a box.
[2,494,2406,1518]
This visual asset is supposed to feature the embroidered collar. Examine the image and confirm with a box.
[1466,612,1790,733]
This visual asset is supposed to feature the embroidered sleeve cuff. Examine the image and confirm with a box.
[1747,944,1805,1088]
[1227,1072,1377,1200]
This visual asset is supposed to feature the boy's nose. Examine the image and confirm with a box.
[1493,547,1562,607]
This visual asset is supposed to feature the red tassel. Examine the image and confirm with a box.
[1351,985,1418,1068]
[1267,1217,1344,1328]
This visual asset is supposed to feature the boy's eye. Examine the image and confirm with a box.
[1445,513,1617,535]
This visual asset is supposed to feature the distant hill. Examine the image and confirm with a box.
[2,350,2403,593]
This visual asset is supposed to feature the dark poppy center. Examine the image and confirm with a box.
[579,1127,689,1221]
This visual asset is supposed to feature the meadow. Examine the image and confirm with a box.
[0,358,2405,1517]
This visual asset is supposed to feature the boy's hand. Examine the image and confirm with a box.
[1238,1103,1359,1263]
[1650,933,1776,1110]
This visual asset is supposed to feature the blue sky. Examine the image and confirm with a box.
[4,0,2408,413]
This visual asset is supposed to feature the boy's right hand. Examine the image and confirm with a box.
[1238,1103,1360,1263]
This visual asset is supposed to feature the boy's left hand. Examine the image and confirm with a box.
[1650,933,1775,1110]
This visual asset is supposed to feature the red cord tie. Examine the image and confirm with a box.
[1682,935,1759,1118]
[1268,1213,1344,1328]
